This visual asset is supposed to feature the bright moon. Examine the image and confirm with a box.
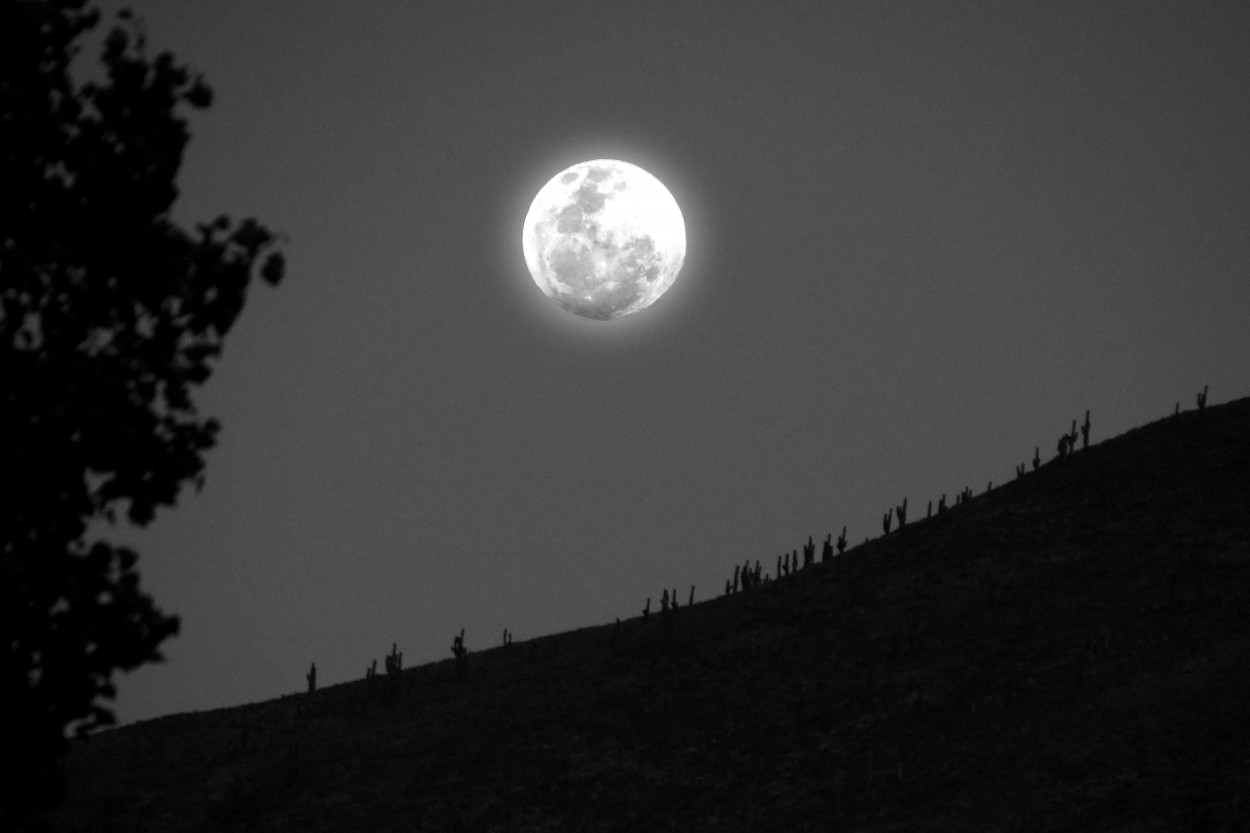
[522,159,686,321]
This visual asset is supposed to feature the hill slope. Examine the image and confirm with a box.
[46,398,1250,832]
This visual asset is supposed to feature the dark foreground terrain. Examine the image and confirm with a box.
[44,398,1250,832]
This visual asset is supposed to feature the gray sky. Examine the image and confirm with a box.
[98,0,1250,726]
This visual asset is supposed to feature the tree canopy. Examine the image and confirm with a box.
[1,0,284,822]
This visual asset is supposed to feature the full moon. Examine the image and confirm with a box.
[522,159,686,320]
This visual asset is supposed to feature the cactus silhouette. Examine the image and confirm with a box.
[642,597,651,617]
[450,629,467,660]
[306,662,316,694]
[1081,410,1091,450]
[446,630,467,680]
[895,497,908,528]
[882,507,893,535]
[383,643,404,697]
[822,533,833,562]
[384,642,403,675]
[1197,385,1209,410]
[1032,446,1041,471]
[837,526,848,555]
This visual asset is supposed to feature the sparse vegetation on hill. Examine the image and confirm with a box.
[43,397,1250,832]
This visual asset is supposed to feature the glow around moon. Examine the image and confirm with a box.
[522,160,685,321]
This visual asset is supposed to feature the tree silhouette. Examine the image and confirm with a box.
[1,1,283,822]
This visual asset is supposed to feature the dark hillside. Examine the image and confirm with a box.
[45,398,1250,832]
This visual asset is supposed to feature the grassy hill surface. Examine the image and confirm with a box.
[45,398,1250,832]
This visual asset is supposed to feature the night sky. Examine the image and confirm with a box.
[97,0,1250,726]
